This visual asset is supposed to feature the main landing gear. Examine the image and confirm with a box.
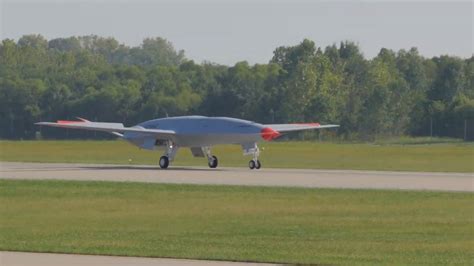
[208,155,218,168]
[203,146,218,169]
[158,140,178,169]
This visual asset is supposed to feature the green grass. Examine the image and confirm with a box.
[373,136,465,145]
[0,179,472,265]
[1,140,473,172]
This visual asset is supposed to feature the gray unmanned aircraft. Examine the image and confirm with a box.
[36,116,339,169]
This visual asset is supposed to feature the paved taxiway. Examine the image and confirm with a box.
[0,252,277,266]
[1,162,472,192]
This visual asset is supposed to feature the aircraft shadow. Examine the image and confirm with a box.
[2,163,229,172]
[81,165,225,172]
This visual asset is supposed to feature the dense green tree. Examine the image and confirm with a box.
[0,34,472,140]
[48,37,82,52]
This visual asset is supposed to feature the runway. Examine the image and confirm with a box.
[1,162,472,192]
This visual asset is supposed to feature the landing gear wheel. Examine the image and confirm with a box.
[159,156,169,169]
[208,155,218,168]
[255,160,261,169]
[249,160,256,170]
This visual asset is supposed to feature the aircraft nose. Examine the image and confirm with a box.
[260,127,281,141]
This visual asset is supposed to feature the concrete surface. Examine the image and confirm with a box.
[1,162,472,192]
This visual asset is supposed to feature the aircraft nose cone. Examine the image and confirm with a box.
[261,127,281,141]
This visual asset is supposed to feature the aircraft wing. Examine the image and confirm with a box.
[265,123,339,133]
[35,118,175,138]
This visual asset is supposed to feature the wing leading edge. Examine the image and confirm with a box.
[264,123,339,133]
[35,118,175,139]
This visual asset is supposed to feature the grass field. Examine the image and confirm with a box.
[0,140,473,172]
[0,179,472,265]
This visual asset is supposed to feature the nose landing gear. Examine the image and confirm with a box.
[202,146,218,169]
[208,155,218,168]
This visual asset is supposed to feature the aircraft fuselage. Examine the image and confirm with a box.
[124,116,278,149]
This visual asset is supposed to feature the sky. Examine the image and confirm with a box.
[1,0,472,65]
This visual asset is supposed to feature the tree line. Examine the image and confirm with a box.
[0,35,473,140]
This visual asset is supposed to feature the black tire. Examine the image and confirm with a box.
[159,156,169,169]
[208,155,218,168]
[255,160,261,169]
[249,160,256,170]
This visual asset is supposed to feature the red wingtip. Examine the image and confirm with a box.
[261,127,281,141]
